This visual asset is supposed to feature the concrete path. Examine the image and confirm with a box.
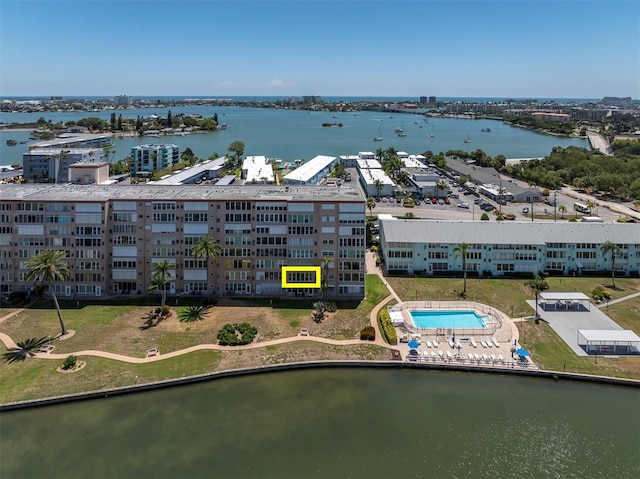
[597,291,640,308]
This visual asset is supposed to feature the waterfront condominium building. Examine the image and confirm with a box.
[130,144,180,177]
[379,219,640,277]
[0,184,366,300]
[22,148,107,183]
[115,95,133,106]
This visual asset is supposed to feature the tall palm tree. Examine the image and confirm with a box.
[601,241,622,289]
[373,179,383,198]
[26,250,70,336]
[375,148,384,161]
[191,236,222,297]
[320,256,333,300]
[526,275,549,321]
[558,205,567,219]
[436,180,448,198]
[453,242,470,296]
[366,196,376,217]
[148,259,173,309]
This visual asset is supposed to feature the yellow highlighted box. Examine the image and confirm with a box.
[281,266,321,288]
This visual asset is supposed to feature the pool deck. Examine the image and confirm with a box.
[393,300,529,367]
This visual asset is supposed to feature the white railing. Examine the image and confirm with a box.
[405,354,539,370]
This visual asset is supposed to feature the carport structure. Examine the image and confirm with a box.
[577,330,640,355]
[539,292,590,312]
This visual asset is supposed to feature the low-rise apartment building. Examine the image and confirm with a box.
[0,184,365,300]
[380,219,640,277]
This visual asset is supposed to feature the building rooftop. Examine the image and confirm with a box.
[380,219,640,245]
[150,158,227,185]
[360,168,395,186]
[0,183,365,202]
[31,133,112,148]
[242,155,275,183]
[283,155,336,183]
[356,159,382,169]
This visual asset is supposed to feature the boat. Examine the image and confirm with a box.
[397,131,406,137]
[373,127,383,141]
[428,126,435,138]
[464,132,471,143]
[6,139,17,146]
[481,128,491,132]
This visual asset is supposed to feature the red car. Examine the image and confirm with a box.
[430,197,437,204]
[444,197,450,204]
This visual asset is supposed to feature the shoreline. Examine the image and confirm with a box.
[2,359,639,411]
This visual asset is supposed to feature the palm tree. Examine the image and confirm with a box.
[148,259,173,309]
[179,305,206,323]
[320,256,333,300]
[558,205,567,219]
[436,180,448,198]
[366,196,376,217]
[373,179,383,198]
[526,275,549,322]
[375,148,384,161]
[2,336,50,363]
[26,250,70,336]
[453,242,470,296]
[601,241,622,289]
[586,200,596,215]
[191,236,222,297]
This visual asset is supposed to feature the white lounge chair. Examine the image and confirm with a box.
[446,351,453,359]
[455,341,462,349]
[438,351,444,359]
[423,351,429,359]
[431,351,437,360]
[468,353,474,360]
[474,353,481,361]
[498,354,504,363]
[492,337,500,347]
[481,340,488,348]
[486,340,493,348]
[449,339,455,349]
[490,354,497,362]
[426,341,433,348]
[482,354,489,362]
[432,340,439,348]
[470,338,478,348]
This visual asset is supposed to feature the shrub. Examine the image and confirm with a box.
[480,213,490,221]
[217,323,258,346]
[568,217,577,222]
[496,214,504,221]
[377,309,398,345]
[179,305,205,323]
[592,286,611,300]
[324,301,338,312]
[62,355,77,370]
[360,326,376,341]
[161,305,170,316]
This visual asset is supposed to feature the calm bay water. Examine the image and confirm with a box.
[0,105,589,165]
[1,368,638,479]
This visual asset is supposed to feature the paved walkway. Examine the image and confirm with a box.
[597,291,640,308]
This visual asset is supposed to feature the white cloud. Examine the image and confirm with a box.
[220,79,235,87]
[265,76,294,88]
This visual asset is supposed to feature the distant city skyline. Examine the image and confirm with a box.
[1,0,638,99]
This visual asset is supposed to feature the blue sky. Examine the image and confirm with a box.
[1,0,638,98]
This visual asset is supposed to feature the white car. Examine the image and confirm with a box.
[457,202,470,209]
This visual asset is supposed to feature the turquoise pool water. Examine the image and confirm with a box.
[409,310,488,329]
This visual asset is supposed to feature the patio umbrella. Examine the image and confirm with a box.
[408,340,420,349]
[516,348,530,356]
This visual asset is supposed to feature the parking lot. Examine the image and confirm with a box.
[356,167,623,223]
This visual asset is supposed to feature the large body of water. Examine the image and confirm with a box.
[0,104,589,165]
[1,368,638,479]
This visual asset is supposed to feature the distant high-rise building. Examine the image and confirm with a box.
[302,96,321,104]
[419,96,427,104]
[115,95,133,106]
[429,96,437,104]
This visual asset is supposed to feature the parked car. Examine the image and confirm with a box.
[483,204,495,211]
[474,198,481,204]
[430,197,438,204]
[522,207,529,214]
[438,199,445,205]
[504,214,516,220]
[382,197,388,203]
[463,190,473,196]
[444,197,450,204]
[396,197,402,203]
[457,202,470,209]
[414,199,421,205]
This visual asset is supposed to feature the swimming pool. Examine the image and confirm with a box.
[409,310,489,329]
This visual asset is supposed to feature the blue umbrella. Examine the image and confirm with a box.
[516,348,530,356]
[408,340,420,349]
